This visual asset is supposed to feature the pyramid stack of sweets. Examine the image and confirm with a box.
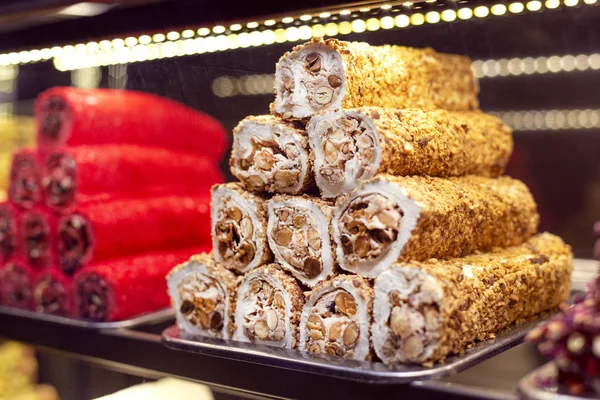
[0,87,228,321]
[168,38,574,365]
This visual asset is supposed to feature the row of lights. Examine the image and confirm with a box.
[473,54,600,78]
[492,109,600,131]
[1,0,598,69]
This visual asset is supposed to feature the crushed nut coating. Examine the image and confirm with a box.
[308,108,512,198]
[272,37,478,119]
[373,233,573,364]
[230,115,314,195]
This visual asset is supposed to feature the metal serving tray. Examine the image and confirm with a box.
[162,316,546,384]
[0,305,174,329]
[518,362,597,400]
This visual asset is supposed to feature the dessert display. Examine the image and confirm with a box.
[307,108,512,198]
[0,88,226,322]
[167,37,573,366]
[35,87,228,162]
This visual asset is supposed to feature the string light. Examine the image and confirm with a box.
[5,0,599,68]
[492,109,600,131]
[472,53,600,78]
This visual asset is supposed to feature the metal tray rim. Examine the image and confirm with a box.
[0,305,174,329]
[161,316,546,384]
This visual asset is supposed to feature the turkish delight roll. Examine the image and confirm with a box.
[0,258,36,309]
[299,275,373,360]
[211,183,272,273]
[266,195,335,287]
[33,268,73,317]
[167,253,238,338]
[42,145,223,211]
[58,194,211,275]
[372,233,573,365]
[19,207,58,269]
[0,203,17,262]
[9,150,43,209]
[233,265,304,348]
[230,115,313,195]
[308,108,513,198]
[74,249,198,322]
[272,37,478,119]
[332,175,539,278]
[35,87,229,162]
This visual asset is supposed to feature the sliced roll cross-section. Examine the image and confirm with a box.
[272,37,478,119]
[230,116,313,195]
[233,265,304,348]
[58,194,211,275]
[0,203,16,262]
[372,233,573,365]
[212,183,272,273]
[9,150,43,209]
[0,259,35,309]
[33,269,73,317]
[267,195,335,287]
[308,108,513,198]
[74,249,196,322]
[168,253,237,338]
[332,175,539,278]
[20,208,56,269]
[42,145,222,211]
[299,275,373,360]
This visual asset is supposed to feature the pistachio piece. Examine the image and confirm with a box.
[263,283,274,299]
[274,227,293,247]
[249,279,262,294]
[210,312,223,330]
[354,234,371,258]
[335,292,357,316]
[328,75,342,88]
[343,322,359,346]
[293,214,306,228]
[180,300,194,315]
[254,320,269,340]
[240,217,253,238]
[307,228,321,250]
[305,52,321,72]
[277,208,290,221]
[314,86,333,105]
[329,322,343,341]
[303,257,322,279]
[266,309,279,331]
[237,242,255,265]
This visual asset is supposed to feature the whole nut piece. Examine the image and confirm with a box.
[307,314,325,335]
[354,234,371,258]
[237,242,255,265]
[329,322,343,341]
[335,291,357,316]
[303,257,322,279]
[266,309,279,331]
[240,217,254,238]
[305,52,321,72]
[390,306,411,337]
[314,86,334,105]
[274,227,293,247]
[226,207,243,221]
[308,343,322,354]
[403,335,424,359]
[328,75,342,88]
[274,170,299,188]
[254,320,269,340]
[343,322,359,346]
[307,228,321,251]
[325,342,345,357]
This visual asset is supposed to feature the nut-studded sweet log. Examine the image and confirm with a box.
[35,87,229,163]
[230,115,314,195]
[212,183,272,274]
[19,207,58,270]
[167,253,238,338]
[0,203,17,263]
[58,194,212,275]
[266,195,335,287]
[0,258,36,309]
[74,248,200,322]
[33,268,73,317]
[9,150,44,209]
[272,37,478,119]
[372,233,573,365]
[233,265,304,348]
[307,108,513,198]
[332,175,539,278]
[42,145,223,212]
[300,275,373,360]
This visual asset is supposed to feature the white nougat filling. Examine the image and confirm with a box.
[274,43,346,118]
[332,179,421,278]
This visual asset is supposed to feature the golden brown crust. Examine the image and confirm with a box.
[357,107,512,177]
[272,37,479,118]
[389,233,573,363]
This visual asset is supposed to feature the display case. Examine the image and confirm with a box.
[0,0,599,399]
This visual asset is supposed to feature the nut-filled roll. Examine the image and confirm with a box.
[230,116,313,195]
[233,265,304,348]
[167,253,237,338]
[272,38,478,119]
[372,233,573,365]
[308,108,513,198]
[267,195,335,287]
[332,175,539,278]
